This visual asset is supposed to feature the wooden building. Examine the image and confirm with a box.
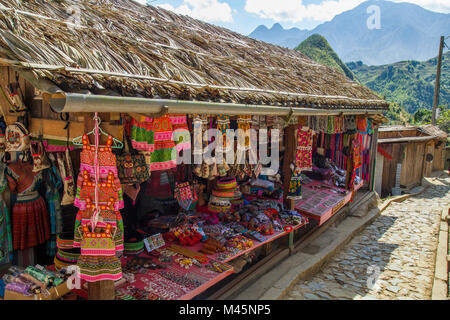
[375,125,448,197]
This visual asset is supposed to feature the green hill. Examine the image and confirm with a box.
[347,52,450,114]
[295,34,356,81]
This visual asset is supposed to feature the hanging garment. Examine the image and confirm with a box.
[174,182,198,212]
[150,115,177,171]
[295,126,314,171]
[169,114,191,153]
[57,150,75,206]
[44,156,63,256]
[76,223,122,282]
[5,122,30,152]
[75,134,124,210]
[73,207,124,252]
[344,115,357,132]
[130,117,155,152]
[351,133,363,170]
[0,163,12,265]
[6,161,50,251]
[30,141,50,172]
[287,175,302,200]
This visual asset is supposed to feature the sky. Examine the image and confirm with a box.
[132,0,450,35]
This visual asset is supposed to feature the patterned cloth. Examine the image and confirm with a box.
[6,161,50,251]
[295,126,314,171]
[0,163,12,265]
[130,117,155,152]
[75,218,123,282]
[150,116,177,171]
[287,170,302,200]
[75,134,124,210]
[169,114,191,153]
[44,159,63,256]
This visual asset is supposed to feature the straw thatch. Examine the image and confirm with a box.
[419,125,448,140]
[0,0,388,109]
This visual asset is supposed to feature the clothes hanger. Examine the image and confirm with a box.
[72,116,124,149]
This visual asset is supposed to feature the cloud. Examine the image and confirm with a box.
[244,0,450,23]
[158,0,233,23]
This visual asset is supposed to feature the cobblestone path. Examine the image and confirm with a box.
[286,176,450,300]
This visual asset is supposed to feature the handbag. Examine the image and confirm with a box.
[117,133,149,185]
[57,150,75,206]
[31,141,51,172]
[174,181,198,211]
[5,122,30,152]
[79,223,117,256]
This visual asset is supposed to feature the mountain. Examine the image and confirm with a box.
[295,34,356,80]
[248,0,450,65]
[347,51,450,114]
[249,23,308,49]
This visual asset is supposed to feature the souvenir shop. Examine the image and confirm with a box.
[0,96,378,300]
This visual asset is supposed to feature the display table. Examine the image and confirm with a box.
[295,180,363,225]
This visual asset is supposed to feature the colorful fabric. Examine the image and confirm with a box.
[77,255,122,282]
[174,182,198,211]
[73,209,124,253]
[169,114,191,152]
[287,170,302,200]
[79,134,117,167]
[295,126,314,171]
[130,117,155,152]
[44,159,63,256]
[0,163,12,266]
[6,162,51,251]
[150,116,177,171]
[344,115,356,131]
[11,194,50,251]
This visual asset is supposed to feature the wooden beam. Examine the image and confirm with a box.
[378,136,436,144]
[6,116,123,142]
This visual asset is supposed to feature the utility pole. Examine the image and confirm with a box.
[432,36,445,125]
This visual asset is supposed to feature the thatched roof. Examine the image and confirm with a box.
[419,125,448,140]
[0,0,388,110]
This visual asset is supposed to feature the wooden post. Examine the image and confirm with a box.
[432,36,445,125]
[282,125,297,208]
[83,112,116,300]
[88,281,115,300]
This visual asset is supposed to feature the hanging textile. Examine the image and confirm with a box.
[6,161,50,250]
[130,117,154,152]
[169,114,191,153]
[75,135,124,210]
[286,166,302,201]
[76,223,122,282]
[0,163,12,266]
[74,114,123,283]
[295,126,314,171]
[44,155,63,256]
[150,115,177,171]
[236,115,252,165]
[344,115,357,132]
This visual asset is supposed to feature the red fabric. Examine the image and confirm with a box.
[13,196,50,250]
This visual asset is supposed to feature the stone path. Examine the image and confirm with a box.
[286,176,450,300]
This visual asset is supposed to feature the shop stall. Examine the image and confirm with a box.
[0,0,388,300]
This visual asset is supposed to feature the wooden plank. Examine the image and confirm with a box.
[88,280,115,300]
[378,136,435,144]
[6,116,123,142]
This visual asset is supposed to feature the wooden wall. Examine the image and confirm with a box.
[380,141,429,196]
[433,143,446,171]
[0,66,123,143]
